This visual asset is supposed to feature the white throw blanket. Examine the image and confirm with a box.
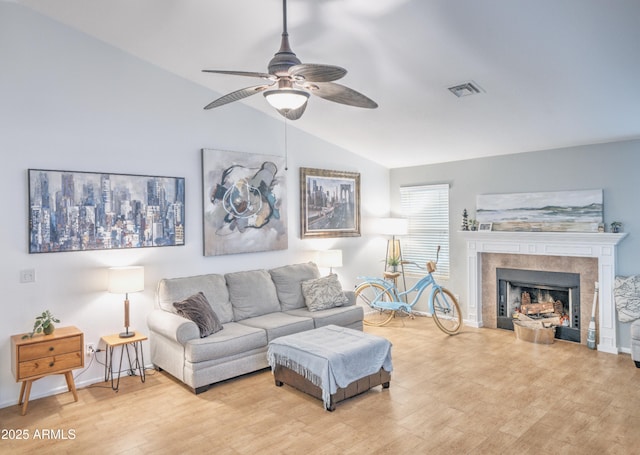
[615,275,640,322]
[267,325,393,408]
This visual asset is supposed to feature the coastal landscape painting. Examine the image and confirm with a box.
[476,189,603,232]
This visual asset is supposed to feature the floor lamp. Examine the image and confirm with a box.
[378,218,408,297]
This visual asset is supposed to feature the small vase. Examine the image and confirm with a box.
[43,324,55,335]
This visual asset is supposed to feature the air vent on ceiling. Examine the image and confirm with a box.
[448,81,483,97]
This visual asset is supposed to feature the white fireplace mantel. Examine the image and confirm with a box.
[462,231,628,354]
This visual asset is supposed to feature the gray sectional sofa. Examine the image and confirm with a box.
[147,262,363,393]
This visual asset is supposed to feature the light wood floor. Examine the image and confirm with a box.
[2,320,640,454]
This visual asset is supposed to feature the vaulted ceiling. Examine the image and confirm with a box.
[17,0,640,168]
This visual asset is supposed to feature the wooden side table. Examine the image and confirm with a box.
[101,332,147,391]
[11,326,84,415]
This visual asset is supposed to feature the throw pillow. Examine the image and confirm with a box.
[301,274,349,312]
[173,292,223,338]
[269,262,321,311]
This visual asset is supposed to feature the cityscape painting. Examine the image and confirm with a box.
[28,169,185,253]
[300,167,360,238]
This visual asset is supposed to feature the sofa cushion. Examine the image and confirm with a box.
[157,274,234,324]
[238,312,314,343]
[173,292,223,338]
[285,305,364,329]
[269,262,321,311]
[184,322,267,363]
[301,274,349,311]
[225,269,281,320]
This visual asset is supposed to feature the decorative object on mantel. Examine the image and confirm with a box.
[22,310,60,339]
[610,221,622,233]
[461,209,469,231]
[469,219,478,231]
[476,189,603,232]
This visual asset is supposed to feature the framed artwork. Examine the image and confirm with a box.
[28,169,185,253]
[202,149,287,256]
[478,222,493,232]
[300,167,361,239]
[476,189,603,232]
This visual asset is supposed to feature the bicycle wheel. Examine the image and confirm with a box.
[431,288,462,334]
[355,282,395,326]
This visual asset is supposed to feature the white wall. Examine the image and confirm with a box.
[0,4,390,408]
[390,142,640,351]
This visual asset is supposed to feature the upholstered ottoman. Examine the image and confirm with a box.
[267,325,392,411]
[631,319,640,368]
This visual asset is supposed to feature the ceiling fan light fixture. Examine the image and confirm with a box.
[264,89,309,111]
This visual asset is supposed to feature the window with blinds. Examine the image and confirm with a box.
[399,184,450,278]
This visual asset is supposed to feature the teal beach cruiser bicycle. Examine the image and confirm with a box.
[355,247,462,334]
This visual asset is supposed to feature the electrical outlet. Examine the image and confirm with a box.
[86,343,96,356]
[20,269,36,283]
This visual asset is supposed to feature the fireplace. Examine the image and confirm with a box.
[462,231,627,353]
[497,268,581,342]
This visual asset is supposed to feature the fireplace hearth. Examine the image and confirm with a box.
[497,268,580,342]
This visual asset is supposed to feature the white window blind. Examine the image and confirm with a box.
[399,184,450,278]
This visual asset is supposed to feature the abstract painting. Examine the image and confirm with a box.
[202,149,287,256]
[28,169,185,253]
[476,189,603,232]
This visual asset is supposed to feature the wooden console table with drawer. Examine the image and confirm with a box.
[11,326,84,415]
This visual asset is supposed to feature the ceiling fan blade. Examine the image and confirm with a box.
[289,64,347,82]
[306,82,378,109]
[204,84,273,109]
[202,70,276,81]
[277,101,307,121]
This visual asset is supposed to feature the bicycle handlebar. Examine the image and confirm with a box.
[401,246,441,271]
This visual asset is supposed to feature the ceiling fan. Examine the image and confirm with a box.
[202,0,378,120]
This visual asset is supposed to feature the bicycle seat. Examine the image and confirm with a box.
[426,261,437,273]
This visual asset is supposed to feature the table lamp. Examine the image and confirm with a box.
[316,249,343,274]
[108,266,144,338]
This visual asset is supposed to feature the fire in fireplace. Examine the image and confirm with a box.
[496,268,581,342]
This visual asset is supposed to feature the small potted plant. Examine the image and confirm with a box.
[610,221,622,233]
[22,310,60,339]
[386,255,401,272]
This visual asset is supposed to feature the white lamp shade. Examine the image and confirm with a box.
[316,249,343,269]
[108,266,144,294]
[377,218,409,236]
[264,89,309,110]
